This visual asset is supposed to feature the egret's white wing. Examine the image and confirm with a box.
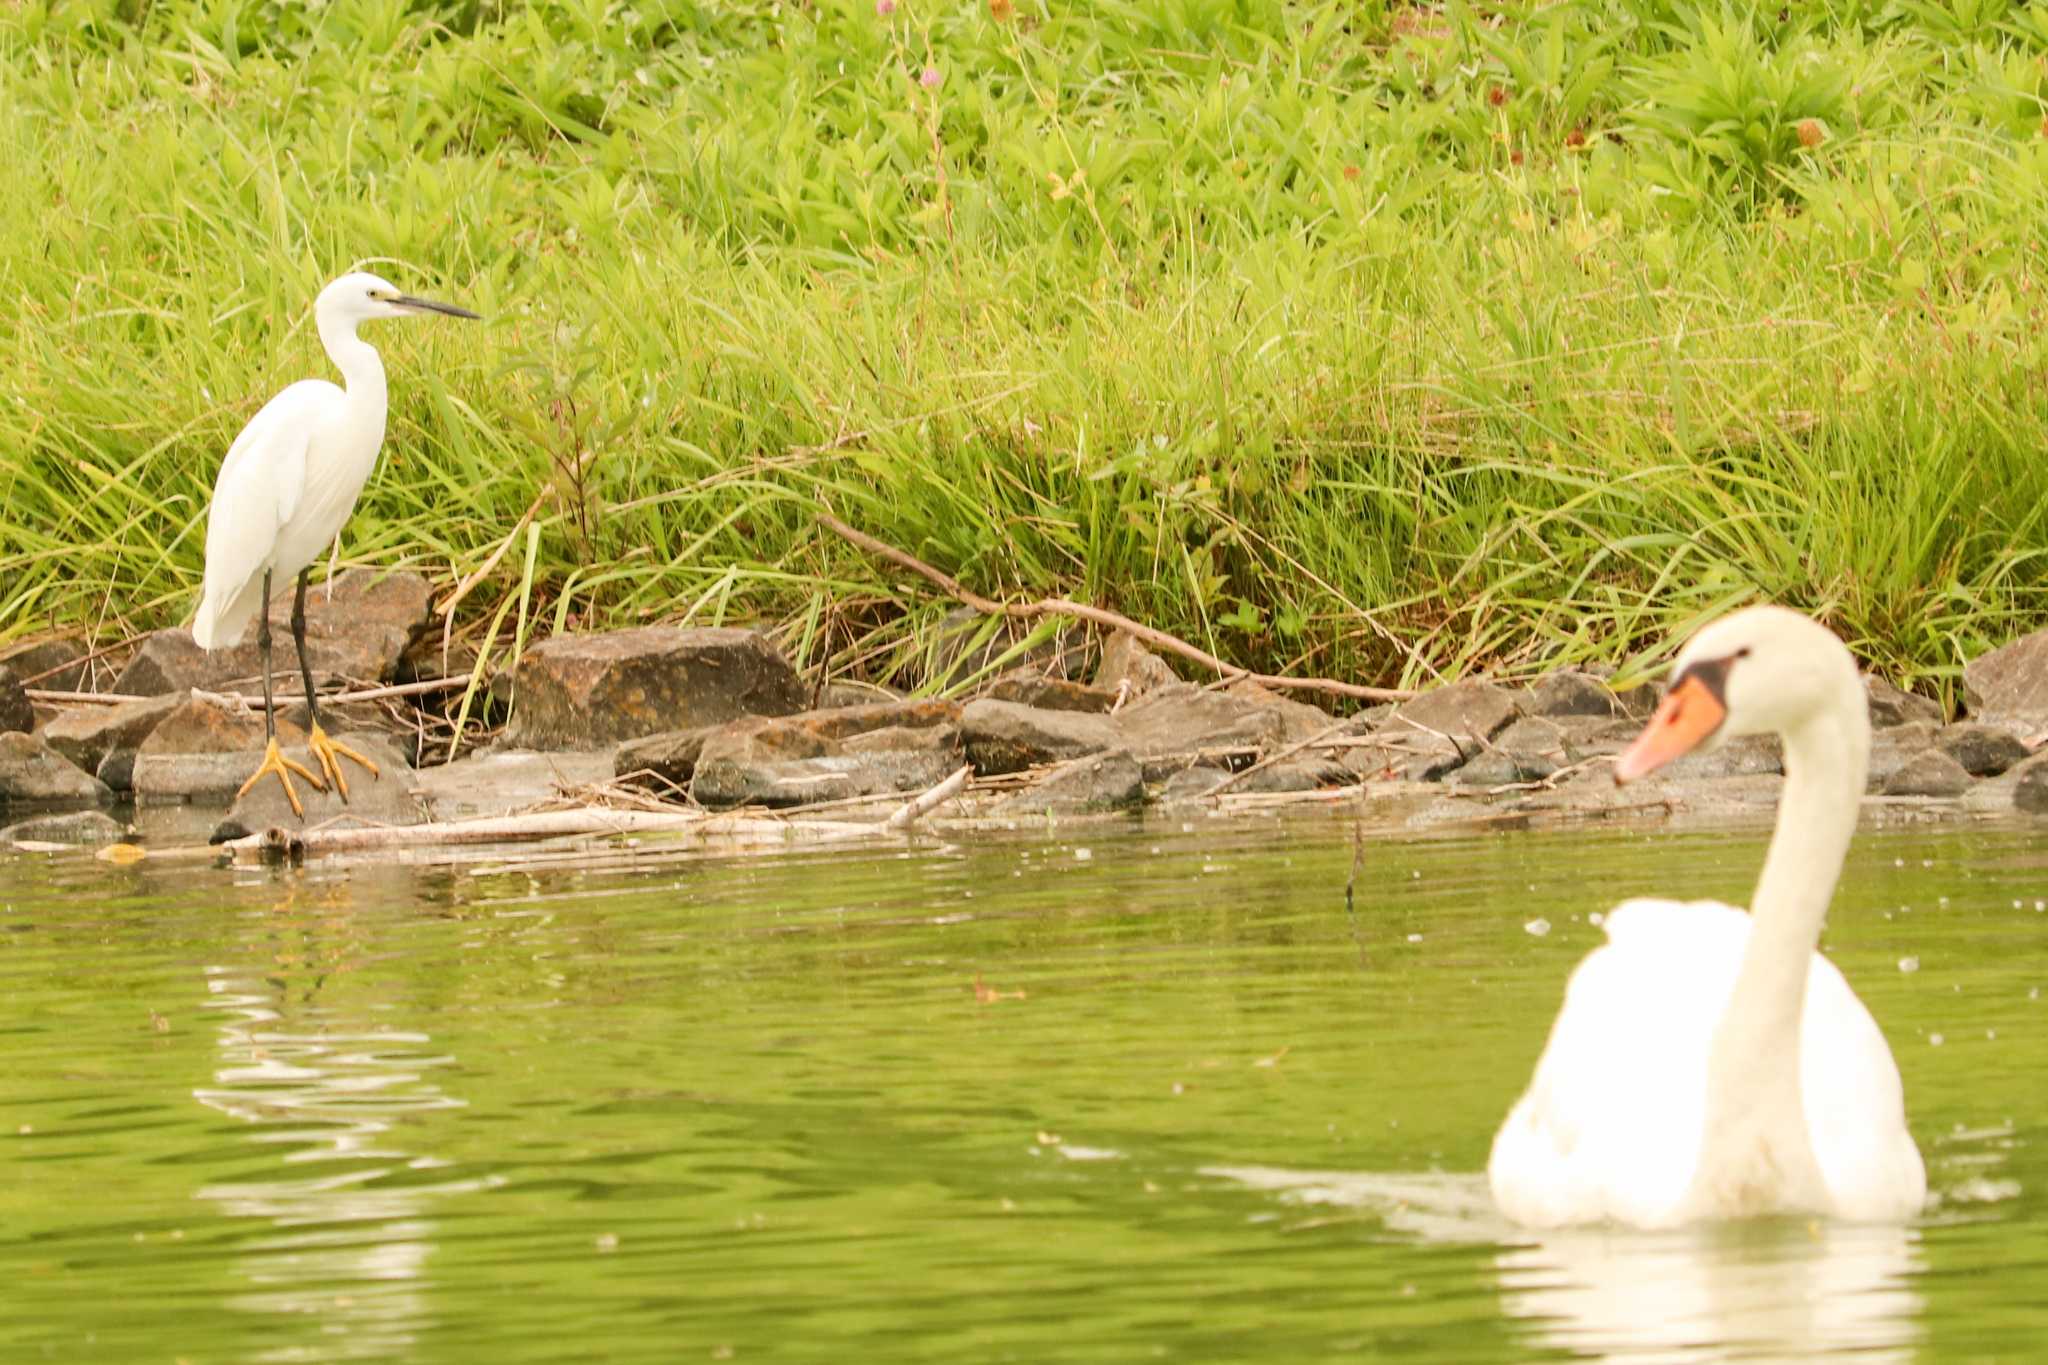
[191,381,341,648]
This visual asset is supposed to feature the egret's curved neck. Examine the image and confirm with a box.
[1699,686,1868,1180]
[317,310,387,412]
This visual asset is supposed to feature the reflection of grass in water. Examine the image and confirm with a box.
[6,5,2048,700]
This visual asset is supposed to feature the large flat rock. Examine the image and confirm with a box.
[1093,632,1179,697]
[1865,676,1942,728]
[693,750,962,809]
[504,626,808,750]
[1389,678,1520,743]
[961,699,1120,774]
[1963,630,2048,737]
[43,692,185,780]
[992,749,1145,816]
[0,732,110,805]
[208,733,422,841]
[685,700,966,808]
[117,569,435,695]
[417,749,621,821]
[1115,681,1332,779]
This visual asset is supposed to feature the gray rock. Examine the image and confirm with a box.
[0,638,89,693]
[1390,679,1519,745]
[817,680,905,710]
[653,699,970,808]
[693,750,961,809]
[1935,723,2029,778]
[505,626,809,750]
[1865,676,1942,729]
[991,749,1145,815]
[116,569,434,695]
[129,695,307,804]
[131,752,262,804]
[1865,723,1940,793]
[1881,748,1972,799]
[417,749,620,821]
[634,699,962,789]
[138,693,295,757]
[0,732,111,805]
[985,671,1121,714]
[42,692,185,779]
[1449,748,1559,787]
[1493,714,1637,767]
[1522,670,1626,719]
[1094,631,1179,696]
[1159,767,1233,803]
[1116,681,1331,778]
[210,733,422,841]
[0,665,31,736]
[614,727,713,789]
[96,748,139,793]
[1340,728,1469,783]
[961,699,1118,774]
[1230,758,1355,793]
[2012,752,2048,813]
[0,809,129,845]
[1963,630,2048,736]
[1662,734,1783,781]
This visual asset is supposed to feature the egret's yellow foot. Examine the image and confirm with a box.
[307,724,379,803]
[238,737,326,818]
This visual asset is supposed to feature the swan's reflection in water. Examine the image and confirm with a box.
[1210,1167,1922,1363]
[193,965,498,1363]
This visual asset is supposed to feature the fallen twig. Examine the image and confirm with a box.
[27,677,475,708]
[1206,717,1356,797]
[818,510,1414,703]
[884,764,972,831]
[220,808,884,862]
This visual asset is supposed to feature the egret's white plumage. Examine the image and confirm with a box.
[190,271,477,812]
[1489,606,1925,1228]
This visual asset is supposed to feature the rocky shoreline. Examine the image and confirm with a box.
[7,569,2048,853]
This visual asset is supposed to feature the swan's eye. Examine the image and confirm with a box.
[1734,646,1752,660]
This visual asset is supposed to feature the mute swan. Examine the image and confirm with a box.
[1489,605,1925,1228]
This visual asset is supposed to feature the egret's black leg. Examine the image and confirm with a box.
[257,569,276,740]
[295,567,380,801]
[237,568,322,816]
[293,569,321,734]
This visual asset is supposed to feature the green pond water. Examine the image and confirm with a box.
[3,811,2043,1362]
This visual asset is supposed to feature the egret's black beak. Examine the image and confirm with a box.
[394,295,481,320]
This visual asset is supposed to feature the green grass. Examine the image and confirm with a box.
[5,0,2048,706]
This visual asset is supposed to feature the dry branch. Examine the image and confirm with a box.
[817,510,1414,703]
[884,763,972,830]
[221,808,883,862]
[28,677,474,708]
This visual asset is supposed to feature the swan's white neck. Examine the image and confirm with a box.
[1694,695,1867,1207]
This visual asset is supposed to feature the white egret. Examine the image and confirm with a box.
[1488,606,1924,1227]
[191,271,479,815]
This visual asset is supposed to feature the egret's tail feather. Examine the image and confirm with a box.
[191,575,266,651]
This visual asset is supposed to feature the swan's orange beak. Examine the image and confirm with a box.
[1613,674,1726,785]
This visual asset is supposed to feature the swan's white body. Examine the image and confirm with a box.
[192,272,470,648]
[1489,607,1926,1228]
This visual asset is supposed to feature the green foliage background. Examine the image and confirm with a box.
[6,0,2048,698]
